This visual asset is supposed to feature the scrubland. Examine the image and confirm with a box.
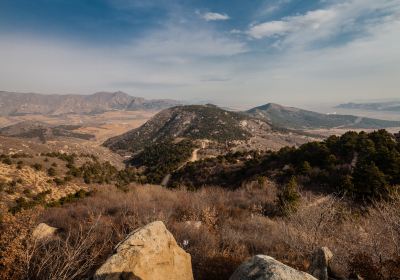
[1,182,399,280]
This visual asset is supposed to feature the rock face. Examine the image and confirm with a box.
[230,255,317,280]
[32,223,58,240]
[309,247,333,280]
[94,221,193,280]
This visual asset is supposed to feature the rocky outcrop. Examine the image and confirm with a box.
[94,221,193,280]
[32,223,58,240]
[309,247,333,280]
[230,255,317,280]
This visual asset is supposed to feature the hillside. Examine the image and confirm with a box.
[171,129,400,201]
[104,104,257,152]
[337,101,400,112]
[0,120,94,142]
[103,104,316,153]
[0,91,180,116]
[246,103,400,129]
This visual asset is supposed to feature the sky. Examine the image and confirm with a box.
[0,0,399,108]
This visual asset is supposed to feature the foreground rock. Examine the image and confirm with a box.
[95,221,193,280]
[32,223,58,240]
[309,247,333,280]
[230,255,317,280]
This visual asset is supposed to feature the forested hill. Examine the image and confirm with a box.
[103,104,269,152]
[171,129,400,201]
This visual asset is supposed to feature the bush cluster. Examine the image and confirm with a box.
[172,130,400,202]
[131,140,196,184]
[8,190,51,214]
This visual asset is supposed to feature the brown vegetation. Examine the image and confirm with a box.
[1,182,400,280]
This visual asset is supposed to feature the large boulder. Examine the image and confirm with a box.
[32,223,58,240]
[309,247,333,280]
[230,255,317,280]
[95,221,193,280]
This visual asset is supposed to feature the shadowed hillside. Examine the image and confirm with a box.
[104,104,264,152]
[103,104,318,154]
[246,103,400,129]
[0,121,95,142]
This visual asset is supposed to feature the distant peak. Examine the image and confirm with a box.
[251,103,285,111]
[92,91,130,97]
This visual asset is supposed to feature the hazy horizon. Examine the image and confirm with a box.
[1,0,400,105]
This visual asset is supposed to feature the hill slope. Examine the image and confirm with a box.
[246,103,400,129]
[0,121,94,142]
[0,91,180,116]
[103,104,257,152]
[103,104,318,154]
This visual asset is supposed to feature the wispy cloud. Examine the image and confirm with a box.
[129,25,246,58]
[256,0,293,17]
[247,0,400,49]
[201,12,230,21]
[0,20,245,98]
[248,9,336,39]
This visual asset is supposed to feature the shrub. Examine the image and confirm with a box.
[2,157,12,165]
[53,178,64,186]
[277,176,301,216]
[353,161,388,200]
[31,163,43,171]
[47,167,57,176]
[16,161,23,169]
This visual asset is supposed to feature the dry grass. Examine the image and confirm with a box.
[1,183,400,280]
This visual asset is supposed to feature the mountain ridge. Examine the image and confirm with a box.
[246,102,400,129]
[103,104,317,154]
[336,101,400,112]
[0,91,181,116]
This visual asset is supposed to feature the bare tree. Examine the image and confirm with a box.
[25,216,112,280]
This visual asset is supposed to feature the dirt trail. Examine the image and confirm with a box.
[162,140,208,186]
[305,196,331,208]
[190,148,200,162]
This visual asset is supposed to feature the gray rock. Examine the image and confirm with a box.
[230,255,317,280]
[309,247,333,280]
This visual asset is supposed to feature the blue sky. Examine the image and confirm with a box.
[0,0,399,107]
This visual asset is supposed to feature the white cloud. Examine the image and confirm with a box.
[201,12,230,21]
[247,0,400,49]
[248,20,291,38]
[238,10,400,105]
[248,9,336,39]
[256,0,293,17]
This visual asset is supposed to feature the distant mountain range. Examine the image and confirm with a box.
[246,103,400,129]
[336,101,400,112]
[0,91,181,116]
